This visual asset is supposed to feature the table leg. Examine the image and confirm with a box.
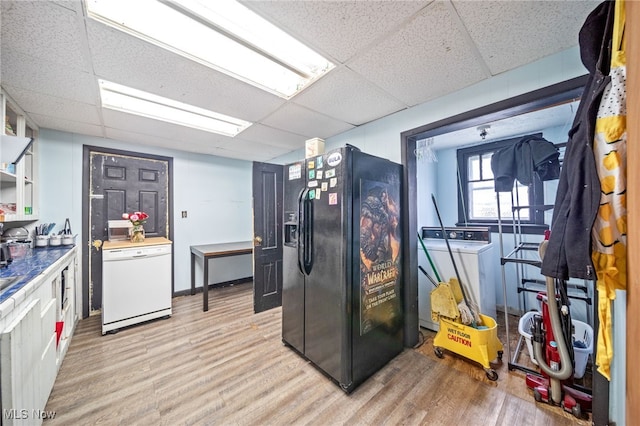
[190,253,196,295]
[203,256,209,312]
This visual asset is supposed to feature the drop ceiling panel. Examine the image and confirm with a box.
[86,20,285,123]
[104,127,216,154]
[1,50,98,104]
[242,0,430,63]
[261,103,354,140]
[238,124,308,150]
[0,0,89,72]
[2,85,101,125]
[0,1,589,163]
[28,113,104,138]
[293,66,407,126]
[102,109,232,148]
[453,0,600,75]
[347,1,488,107]
[217,137,292,160]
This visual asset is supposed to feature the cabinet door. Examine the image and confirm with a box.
[40,298,57,407]
[0,299,42,422]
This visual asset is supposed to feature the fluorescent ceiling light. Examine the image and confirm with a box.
[86,0,335,98]
[99,79,252,137]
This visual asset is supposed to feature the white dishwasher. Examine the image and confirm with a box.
[102,238,172,334]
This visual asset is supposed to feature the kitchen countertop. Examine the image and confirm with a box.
[102,236,172,250]
[0,245,76,305]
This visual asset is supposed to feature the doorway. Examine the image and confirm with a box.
[82,146,173,318]
[400,75,588,348]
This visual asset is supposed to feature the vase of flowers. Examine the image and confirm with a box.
[123,211,149,243]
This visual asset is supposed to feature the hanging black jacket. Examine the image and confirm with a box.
[491,134,560,192]
[540,0,614,280]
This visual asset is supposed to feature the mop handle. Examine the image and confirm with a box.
[431,194,474,312]
[418,266,439,288]
[417,231,442,282]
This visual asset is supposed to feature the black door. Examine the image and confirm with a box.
[83,146,171,317]
[252,162,283,313]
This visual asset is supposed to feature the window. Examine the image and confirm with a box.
[456,135,547,232]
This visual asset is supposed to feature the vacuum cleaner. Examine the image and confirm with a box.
[525,233,592,419]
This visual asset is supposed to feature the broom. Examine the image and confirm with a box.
[431,194,481,327]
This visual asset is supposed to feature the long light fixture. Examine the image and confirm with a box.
[99,79,252,137]
[86,0,334,98]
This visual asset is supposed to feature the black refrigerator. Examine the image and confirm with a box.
[282,145,404,393]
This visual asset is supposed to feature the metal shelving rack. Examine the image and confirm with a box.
[496,191,593,375]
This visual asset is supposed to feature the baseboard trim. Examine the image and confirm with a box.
[173,276,253,297]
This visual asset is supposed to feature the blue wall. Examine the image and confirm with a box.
[36,46,588,309]
[38,130,254,301]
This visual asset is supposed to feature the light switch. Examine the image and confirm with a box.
[181,211,187,218]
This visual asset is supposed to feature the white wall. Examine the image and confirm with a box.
[38,129,254,313]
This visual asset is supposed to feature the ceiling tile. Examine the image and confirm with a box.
[86,20,285,123]
[1,50,98,104]
[453,0,600,75]
[0,0,587,163]
[28,113,104,138]
[242,0,430,63]
[1,0,89,71]
[293,66,407,125]
[261,103,354,140]
[238,124,308,150]
[217,138,292,161]
[347,1,488,107]
[104,127,223,156]
[101,109,232,148]
[2,85,100,126]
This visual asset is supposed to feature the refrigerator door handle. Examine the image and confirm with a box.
[297,188,309,275]
[297,188,313,275]
[304,191,314,274]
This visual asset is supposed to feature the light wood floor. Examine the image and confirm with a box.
[45,283,590,425]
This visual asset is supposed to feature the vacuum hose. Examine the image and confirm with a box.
[533,239,573,404]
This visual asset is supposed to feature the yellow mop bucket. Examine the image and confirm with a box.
[431,279,503,381]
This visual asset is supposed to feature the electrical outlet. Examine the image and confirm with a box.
[181,210,187,218]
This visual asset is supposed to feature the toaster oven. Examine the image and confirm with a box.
[107,220,133,241]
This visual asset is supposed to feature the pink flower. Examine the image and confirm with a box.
[122,211,149,226]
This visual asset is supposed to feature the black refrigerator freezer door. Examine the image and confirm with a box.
[282,161,306,354]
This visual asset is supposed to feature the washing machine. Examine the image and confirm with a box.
[418,227,496,331]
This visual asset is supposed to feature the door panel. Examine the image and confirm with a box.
[252,162,283,313]
[85,148,171,316]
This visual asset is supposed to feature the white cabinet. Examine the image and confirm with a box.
[0,248,77,425]
[1,89,38,221]
[55,257,77,363]
[0,299,42,422]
